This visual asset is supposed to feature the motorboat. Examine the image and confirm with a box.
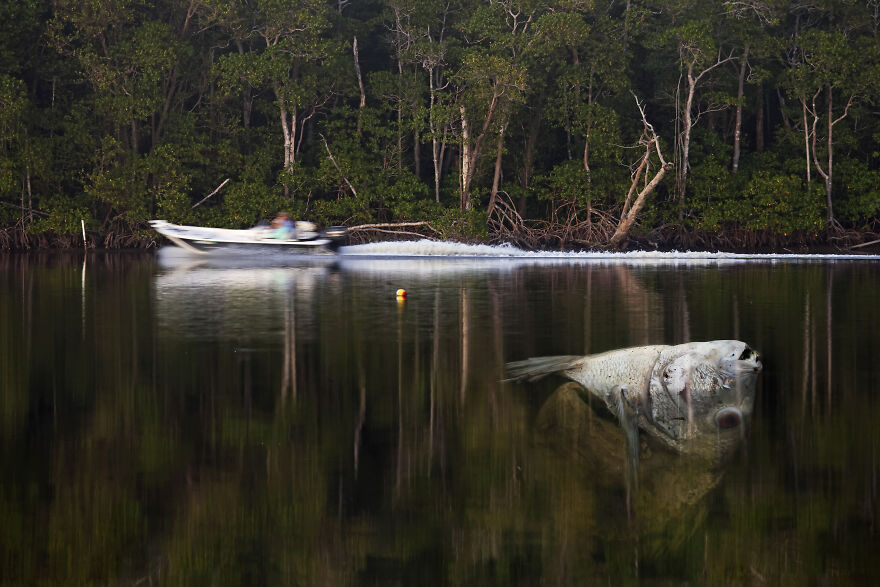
[149,219,348,254]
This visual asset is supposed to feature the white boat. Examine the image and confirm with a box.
[149,219,348,254]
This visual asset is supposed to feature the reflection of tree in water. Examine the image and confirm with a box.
[0,259,749,583]
[533,382,724,578]
[4,257,880,584]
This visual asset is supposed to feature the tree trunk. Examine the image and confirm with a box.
[397,99,403,170]
[676,51,736,202]
[414,127,420,177]
[235,40,253,129]
[277,90,297,199]
[25,162,33,224]
[459,93,499,211]
[755,85,764,152]
[802,98,811,183]
[487,125,506,216]
[808,86,851,226]
[432,139,442,202]
[825,87,834,223]
[518,99,542,214]
[776,88,792,130]
[582,75,592,174]
[583,83,593,230]
[428,67,442,202]
[459,104,472,210]
[609,95,671,248]
[151,2,195,149]
[397,61,404,171]
[610,161,672,247]
[678,63,696,202]
[732,45,749,172]
[243,89,252,129]
[353,36,366,136]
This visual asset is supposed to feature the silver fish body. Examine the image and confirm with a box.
[507,340,762,461]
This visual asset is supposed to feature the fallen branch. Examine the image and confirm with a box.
[849,238,880,250]
[608,94,672,247]
[349,221,440,234]
[353,228,433,239]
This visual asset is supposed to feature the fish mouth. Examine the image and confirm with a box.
[739,346,762,370]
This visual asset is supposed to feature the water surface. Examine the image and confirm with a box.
[2,246,879,584]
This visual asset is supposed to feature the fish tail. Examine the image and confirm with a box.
[504,355,584,383]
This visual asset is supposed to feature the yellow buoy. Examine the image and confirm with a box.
[396,288,407,299]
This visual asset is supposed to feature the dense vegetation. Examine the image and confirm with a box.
[1,0,879,250]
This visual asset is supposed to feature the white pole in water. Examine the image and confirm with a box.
[81,219,87,249]
[81,254,86,339]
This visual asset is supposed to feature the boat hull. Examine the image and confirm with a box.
[150,220,347,255]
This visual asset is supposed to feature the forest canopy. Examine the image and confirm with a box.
[1,0,879,249]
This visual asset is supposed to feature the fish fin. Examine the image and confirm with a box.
[504,355,585,383]
[618,387,641,491]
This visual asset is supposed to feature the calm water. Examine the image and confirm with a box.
[2,247,879,584]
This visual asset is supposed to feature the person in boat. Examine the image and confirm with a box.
[269,211,295,239]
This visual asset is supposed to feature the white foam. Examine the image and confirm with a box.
[339,239,880,262]
[156,239,880,270]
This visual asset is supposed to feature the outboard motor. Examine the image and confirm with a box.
[323,226,349,251]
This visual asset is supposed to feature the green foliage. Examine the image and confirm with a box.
[835,158,880,225]
[433,206,489,240]
[0,159,15,207]
[535,159,591,207]
[784,30,860,97]
[26,191,92,235]
[4,0,880,244]
[687,155,737,231]
[688,146,826,235]
[83,136,150,225]
[653,19,717,68]
[0,74,26,140]
[741,172,825,234]
[0,74,27,195]
[455,49,528,109]
[374,171,435,219]
[222,182,287,227]
[0,1,41,75]
[148,144,194,223]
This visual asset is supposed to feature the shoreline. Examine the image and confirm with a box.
[2,225,880,256]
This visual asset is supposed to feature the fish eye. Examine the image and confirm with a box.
[715,407,742,429]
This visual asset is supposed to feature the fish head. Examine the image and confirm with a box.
[646,340,762,462]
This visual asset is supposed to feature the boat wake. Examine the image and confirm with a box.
[156,238,880,272]
[340,239,879,262]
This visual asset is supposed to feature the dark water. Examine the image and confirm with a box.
[2,250,879,584]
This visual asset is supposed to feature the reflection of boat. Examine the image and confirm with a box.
[149,219,348,254]
[153,259,333,340]
[156,246,340,271]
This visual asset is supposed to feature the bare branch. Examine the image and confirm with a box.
[692,49,738,85]
[832,95,856,126]
[320,134,358,198]
[191,178,231,208]
[723,0,776,25]
[350,221,440,233]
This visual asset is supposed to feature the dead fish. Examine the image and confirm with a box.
[507,341,762,462]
